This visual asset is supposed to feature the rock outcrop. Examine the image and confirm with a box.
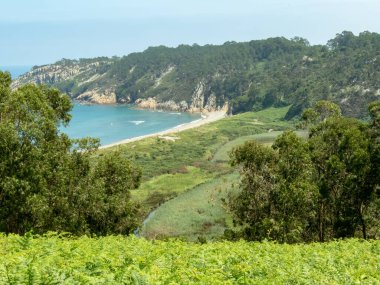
[76,89,117,104]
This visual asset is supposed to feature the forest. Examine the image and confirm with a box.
[15,31,380,119]
[2,69,380,242]
[1,31,380,282]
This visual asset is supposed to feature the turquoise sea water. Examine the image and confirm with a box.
[62,104,200,146]
[3,66,199,145]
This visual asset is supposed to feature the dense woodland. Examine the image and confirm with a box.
[228,101,380,242]
[2,69,380,243]
[18,31,380,119]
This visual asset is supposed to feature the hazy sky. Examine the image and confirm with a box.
[1,0,379,66]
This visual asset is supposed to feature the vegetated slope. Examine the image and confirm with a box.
[13,31,380,118]
[140,131,308,241]
[98,107,293,239]
[1,234,379,284]
[140,172,239,241]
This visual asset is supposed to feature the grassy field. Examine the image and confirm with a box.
[96,106,293,180]
[141,172,239,241]
[130,166,218,218]
[96,106,296,239]
[212,130,308,162]
[1,234,379,284]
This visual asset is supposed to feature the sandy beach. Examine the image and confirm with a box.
[100,110,227,149]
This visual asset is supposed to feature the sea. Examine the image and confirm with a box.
[2,66,200,145]
[0,65,32,79]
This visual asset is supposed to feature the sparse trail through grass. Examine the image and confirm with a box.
[95,106,297,240]
[141,173,239,241]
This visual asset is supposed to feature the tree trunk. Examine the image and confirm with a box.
[360,203,367,239]
[319,202,325,242]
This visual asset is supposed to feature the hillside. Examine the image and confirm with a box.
[12,31,380,118]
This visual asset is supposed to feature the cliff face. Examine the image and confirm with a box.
[11,32,380,118]
[12,60,229,112]
[134,92,228,113]
[12,58,119,104]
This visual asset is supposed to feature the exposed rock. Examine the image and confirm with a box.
[204,94,217,112]
[11,59,114,89]
[157,100,183,111]
[76,89,116,104]
[302,55,314,62]
[78,73,105,86]
[129,66,136,74]
[153,66,175,88]
[134,92,228,114]
[135,98,158,109]
[189,82,205,112]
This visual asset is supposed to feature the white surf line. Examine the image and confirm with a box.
[99,110,227,149]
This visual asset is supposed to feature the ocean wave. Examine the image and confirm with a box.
[129,120,145,125]
[169,112,182,115]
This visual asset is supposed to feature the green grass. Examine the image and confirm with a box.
[1,234,379,284]
[96,106,293,180]
[141,172,239,241]
[212,130,308,162]
[139,128,308,241]
[95,106,296,237]
[131,166,217,218]
[212,131,284,162]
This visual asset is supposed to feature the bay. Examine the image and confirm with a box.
[62,104,200,146]
[2,66,199,145]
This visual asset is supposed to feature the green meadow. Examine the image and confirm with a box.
[96,106,295,240]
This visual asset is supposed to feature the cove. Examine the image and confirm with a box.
[61,104,201,146]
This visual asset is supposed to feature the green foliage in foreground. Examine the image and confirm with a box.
[1,234,379,284]
[0,72,140,235]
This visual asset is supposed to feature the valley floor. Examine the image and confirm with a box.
[96,106,299,241]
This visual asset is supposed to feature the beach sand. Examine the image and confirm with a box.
[100,110,227,149]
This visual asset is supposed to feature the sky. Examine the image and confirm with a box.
[1,0,379,66]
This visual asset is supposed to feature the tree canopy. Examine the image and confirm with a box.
[0,71,141,235]
[229,101,380,242]
[15,31,380,119]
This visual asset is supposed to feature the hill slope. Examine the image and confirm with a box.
[13,31,380,118]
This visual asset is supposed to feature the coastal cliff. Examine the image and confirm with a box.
[11,31,380,118]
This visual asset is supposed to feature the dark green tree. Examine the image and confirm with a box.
[0,71,141,235]
[229,101,380,242]
[229,132,318,242]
